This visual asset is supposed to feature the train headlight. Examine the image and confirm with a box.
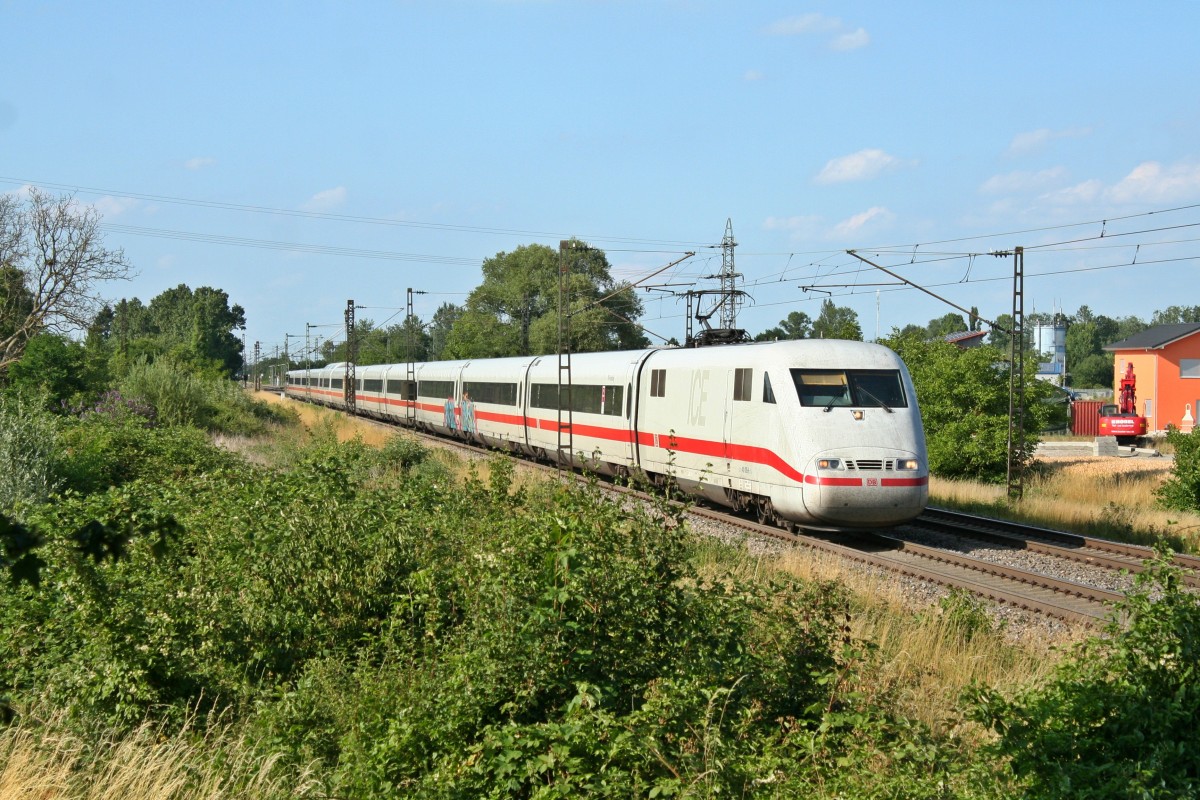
[817,458,842,470]
[896,459,920,471]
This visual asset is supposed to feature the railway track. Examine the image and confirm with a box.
[683,507,1120,627]
[279,399,1163,627]
[911,507,1200,590]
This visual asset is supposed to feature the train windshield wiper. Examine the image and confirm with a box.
[857,386,893,413]
[823,388,846,412]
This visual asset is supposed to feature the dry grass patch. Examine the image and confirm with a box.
[931,456,1200,552]
[0,711,317,800]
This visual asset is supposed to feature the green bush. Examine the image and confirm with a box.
[972,544,1200,798]
[0,396,62,511]
[1,437,990,797]
[119,358,290,435]
[1156,425,1200,513]
[56,408,238,495]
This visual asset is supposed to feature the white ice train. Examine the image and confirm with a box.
[285,339,928,529]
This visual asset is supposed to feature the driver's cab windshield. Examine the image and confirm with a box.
[791,369,907,409]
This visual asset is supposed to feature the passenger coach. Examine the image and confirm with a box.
[286,339,928,529]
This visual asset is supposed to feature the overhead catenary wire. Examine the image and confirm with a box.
[0,176,709,249]
[15,174,1199,342]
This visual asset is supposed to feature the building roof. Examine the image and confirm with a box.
[944,330,988,348]
[1103,323,1200,352]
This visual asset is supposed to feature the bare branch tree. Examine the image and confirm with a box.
[0,188,133,371]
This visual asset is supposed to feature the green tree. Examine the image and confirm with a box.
[1113,314,1148,342]
[924,312,967,339]
[1072,353,1115,389]
[444,242,647,358]
[4,333,96,405]
[1151,305,1200,325]
[811,299,862,340]
[147,285,245,375]
[426,302,461,361]
[884,330,1052,481]
[0,265,35,359]
[755,310,812,341]
[107,286,245,377]
[336,317,430,366]
[0,189,133,373]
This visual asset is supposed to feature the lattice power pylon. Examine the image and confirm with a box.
[718,218,741,330]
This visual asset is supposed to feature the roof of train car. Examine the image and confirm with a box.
[287,339,904,377]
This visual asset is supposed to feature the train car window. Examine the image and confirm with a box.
[849,370,908,409]
[792,370,849,407]
[531,383,623,416]
[733,368,753,401]
[386,379,417,400]
[763,373,776,404]
[331,378,343,389]
[363,379,383,393]
[356,379,363,391]
[791,369,907,409]
[626,383,632,418]
[650,369,666,397]
[418,380,455,399]
[597,384,622,416]
[464,381,518,406]
[530,383,560,410]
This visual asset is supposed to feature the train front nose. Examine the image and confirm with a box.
[802,449,928,527]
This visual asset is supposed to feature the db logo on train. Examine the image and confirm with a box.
[866,478,879,487]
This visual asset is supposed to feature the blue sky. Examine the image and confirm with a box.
[3,1,1199,357]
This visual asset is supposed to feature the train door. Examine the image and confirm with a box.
[726,367,757,480]
[722,369,733,469]
[523,358,541,456]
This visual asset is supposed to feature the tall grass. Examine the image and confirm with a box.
[0,710,317,800]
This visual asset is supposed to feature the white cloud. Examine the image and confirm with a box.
[763,214,819,231]
[979,167,1068,194]
[4,183,35,200]
[763,13,840,36]
[815,148,904,184]
[829,207,893,238]
[1029,160,1200,208]
[1106,160,1200,204]
[184,156,217,170]
[1006,126,1091,156]
[743,69,765,81]
[1038,179,1104,206]
[303,186,348,212]
[91,195,138,218]
[831,28,870,51]
[763,13,868,51]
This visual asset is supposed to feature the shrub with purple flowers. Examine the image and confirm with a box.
[61,390,157,428]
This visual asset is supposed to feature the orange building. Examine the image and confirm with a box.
[1103,323,1200,434]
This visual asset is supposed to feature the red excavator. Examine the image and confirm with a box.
[1098,362,1149,441]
